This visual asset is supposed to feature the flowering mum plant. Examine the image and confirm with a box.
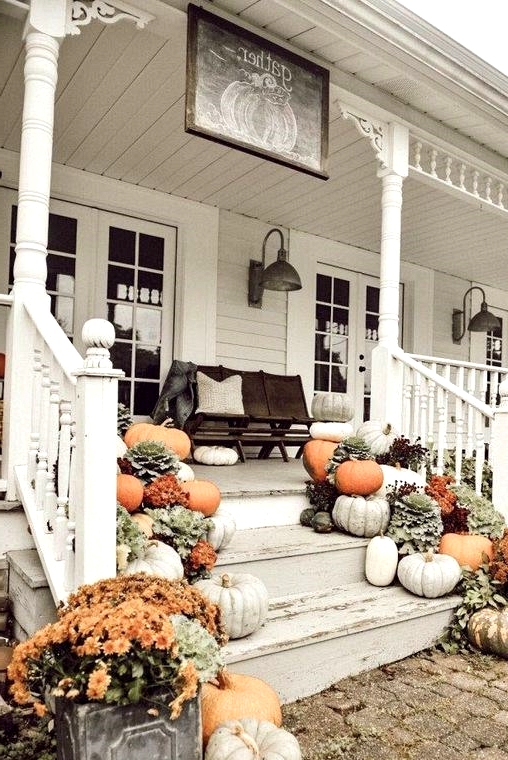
[7,574,226,720]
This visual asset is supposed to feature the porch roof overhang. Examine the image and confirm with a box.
[2,0,508,288]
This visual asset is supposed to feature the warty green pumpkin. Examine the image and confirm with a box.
[467,607,508,658]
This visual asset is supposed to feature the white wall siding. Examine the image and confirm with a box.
[216,210,288,372]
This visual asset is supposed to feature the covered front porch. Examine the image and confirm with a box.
[2,0,508,621]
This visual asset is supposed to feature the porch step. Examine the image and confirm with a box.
[223,581,460,703]
[216,524,368,596]
[6,548,57,641]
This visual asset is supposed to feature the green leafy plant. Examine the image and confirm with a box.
[325,436,372,481]
[439,564,508,654]
[116,504,148,569]
[451,483,505,539]
[122,441,180,483]
[386,491,443,554]
[305,480,337,513]
[376,436,429,470]
[117,403,133,437]
[0,709,56,760]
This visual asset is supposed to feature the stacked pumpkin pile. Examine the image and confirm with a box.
[116,416,301,756]
[300,395,507,620]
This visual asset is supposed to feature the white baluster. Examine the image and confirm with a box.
[497,183,504,208]
[475,415,485,495]
[35,364,50,510]
[412,376,421,441]
[485,177,492,203]
[436,386,447,475]
[68,422,76,523]
[459,164,466,190]
[64,520,75,593]
[445,156,452,184]
[413,141,422,170]
[44,380,60,531]
[28,349,42,484]
[430,148,438,177]
[54,499,67,562]
[472,170,479,196]
[454,398,464,485]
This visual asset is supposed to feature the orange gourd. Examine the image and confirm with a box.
[335,459,384,496]
[116,473,144,513]
[124,422,191,460]
[439,533,494,571]
[201,669,282,746]
[302,439,337,482]
[181,479,221,517]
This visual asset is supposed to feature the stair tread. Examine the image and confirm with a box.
[224,581,460,663]
[217,524,367,564]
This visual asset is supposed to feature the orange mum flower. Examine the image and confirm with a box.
[86,665,111,700]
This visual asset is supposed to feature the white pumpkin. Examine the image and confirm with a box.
[206,509,236,551]
[356,420,399,455]
[193,445,239,466]
[374,464,426,497]
[332,494,390,538]
[309,421,353,442]
[205,719,301,760]
[195,572,269,639]
[365,535,399,586]
[176,461,195,482]
[311,392,355,422]
[124,540,184,580]
[397,552,462,598]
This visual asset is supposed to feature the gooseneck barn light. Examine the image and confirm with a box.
[248,228,302,308]
[452,286,501,344]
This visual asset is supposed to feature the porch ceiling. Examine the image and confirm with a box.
[1,1,508,289]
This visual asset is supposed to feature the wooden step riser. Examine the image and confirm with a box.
[225,606,456,704]
[220,493,306,530]
[216,541,367,596]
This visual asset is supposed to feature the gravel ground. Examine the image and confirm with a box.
[281,649,508,760]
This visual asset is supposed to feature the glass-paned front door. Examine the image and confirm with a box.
[314,266,398,429]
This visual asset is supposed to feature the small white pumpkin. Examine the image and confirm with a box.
[365,535,399,586]
[124,540,184,580]
[309,421,353,442]
[397,551,461,598]
[206,508,236,551]
[374,464,426,497]
[195,572,269,639]
[356,420,399,455]
[194,445,239,466]
[176,460,195,482]
[332,494,390,538]
[311,392,355,422]
[205,718,301,760]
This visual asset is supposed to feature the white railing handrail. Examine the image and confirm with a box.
[391,345,494,418]
[409,352,508,375]
[24,299,82,383]
[0,293,14,307]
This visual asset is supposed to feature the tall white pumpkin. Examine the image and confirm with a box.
[365,535,399,586]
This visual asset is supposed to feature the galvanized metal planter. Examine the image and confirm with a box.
[55,693,202,760]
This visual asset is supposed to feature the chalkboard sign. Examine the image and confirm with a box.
[185,4,329,179]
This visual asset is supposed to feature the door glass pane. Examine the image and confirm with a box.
[486,321,503,406]
[314,274,350,394]
[9,207,77,339]
[107,226,166,415]
[363,285,380,421]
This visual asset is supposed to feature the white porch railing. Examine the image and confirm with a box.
[392,347,504,494]
[9,300,122,605]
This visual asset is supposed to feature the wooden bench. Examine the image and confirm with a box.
[184,366,313,462]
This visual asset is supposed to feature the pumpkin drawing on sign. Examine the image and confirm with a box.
[220,73,297,153]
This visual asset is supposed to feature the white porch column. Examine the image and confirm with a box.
[370,123,409,429]
[3,1,66,498]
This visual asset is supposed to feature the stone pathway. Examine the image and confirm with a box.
[281,650,508,759]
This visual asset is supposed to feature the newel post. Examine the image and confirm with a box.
[491,379,508,521]
[72,319,123,587]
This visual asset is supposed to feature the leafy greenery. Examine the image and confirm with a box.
[0,709,56,760]
[123,441,180,483]
[145,506,212,560]
[116,504,148,567]
[305,480,337,513]
[451,482,505,539]
[439,564,508,654]
[376,436,429,470]
[386,491,443,554]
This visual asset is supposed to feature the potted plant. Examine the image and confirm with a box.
[7,574,227,760]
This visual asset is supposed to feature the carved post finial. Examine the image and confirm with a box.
[82,318,115,370]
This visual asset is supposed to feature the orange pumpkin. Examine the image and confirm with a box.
[181,479,221,517]
[302,439,337,482]
[116,473,144,513]
[335,459,384,496]
[124,422,191,460]
[439,533,494,571]
[201,669,282,746]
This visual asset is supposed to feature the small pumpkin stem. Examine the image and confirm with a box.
[382,423,392,435]
[221,573,232,588]
[216,668,233,690]
[424,551,434,563]
[231,723,261,759]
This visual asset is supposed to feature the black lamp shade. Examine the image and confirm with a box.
[262,256,302,292]
[468,301,501,332]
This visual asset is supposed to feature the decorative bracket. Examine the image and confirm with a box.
[66,0,154,36]
[340,105,387,168]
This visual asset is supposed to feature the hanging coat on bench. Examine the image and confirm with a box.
[151,360,197,428]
